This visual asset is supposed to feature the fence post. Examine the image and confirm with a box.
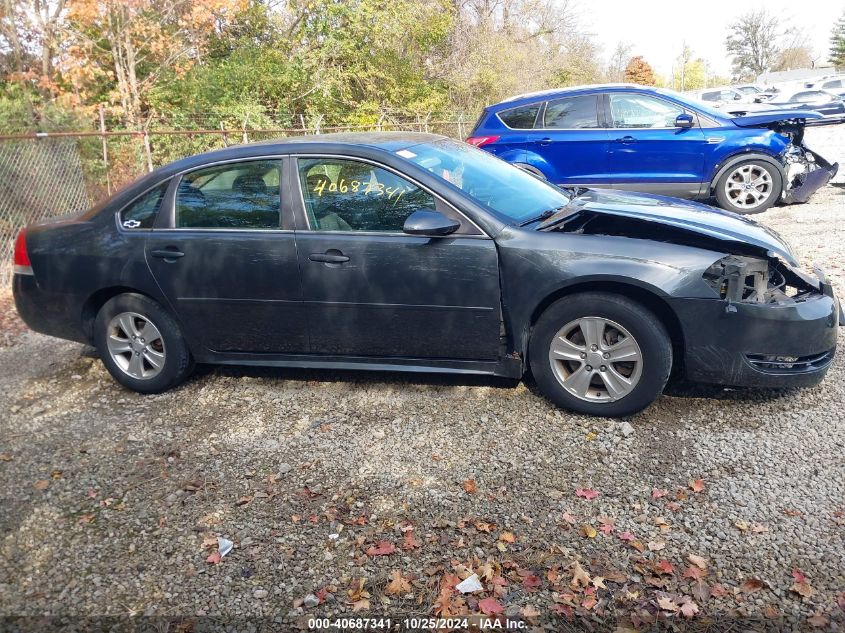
[242,113,250,144]
[314,114,323,135]
[142,116,153,173]
[457,112,464,140]
[220,121,229,147]
[99,104,111,195]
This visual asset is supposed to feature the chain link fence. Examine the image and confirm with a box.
[0,138,91,282]
[0,116,471,282]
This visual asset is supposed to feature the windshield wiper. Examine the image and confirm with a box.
[518,208,561,227]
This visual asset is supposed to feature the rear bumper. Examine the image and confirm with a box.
[669,294,838,388]
[12,273,88,344]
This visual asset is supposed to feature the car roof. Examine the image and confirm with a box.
[490,84,679,110]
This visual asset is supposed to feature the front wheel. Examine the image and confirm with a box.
[714,160,782,214]
[528,293,672,417]
[94,293,194,393]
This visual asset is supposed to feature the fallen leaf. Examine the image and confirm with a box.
[710,583,729,598]
[478,597,504,615]
[51,470,63,479]
[521,605,541,619]
[463,479,477,494]
[792,569,807,584]
[689,479,705,493]
[790,581,814,598]
[591,576,606,589]
[763,605,780,619]
[0,453,13,461]
[751,523,768,534]
[235,496,252,506]
[575,488,599,500]
[522,574,541,592]
[679,600,699,618]
[347,578,369,603]
[652,488,668,499]
[384,570,411,596]
[647,541,666,551]
[201,536,218,549]
[783,508,803,517]
[618,531,636,541]
[366,540,396,557]
[657,596,678,612]
[655,560,674,575]
[683,566,706,581]
[570,561,591,588]
[807,614,829,628]
[581,596,597,610]
[401,531,421,550]
[735,520,749,532]
[352,598,370,612]
[474,520,495,532]
[33,479,49,490]
[560,511,576,525]
[78,513,95,524]
[206,551,221,565]
[739,578,764,594]
[499,531,516,543]
[585,431,597,441]
[687,554,707,570]
[581,524,597,538]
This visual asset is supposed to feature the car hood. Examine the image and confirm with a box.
[540,189,797,265]
[730,109,824,127]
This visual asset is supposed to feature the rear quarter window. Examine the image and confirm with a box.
[119,183,168,229]
[497,104,541,129]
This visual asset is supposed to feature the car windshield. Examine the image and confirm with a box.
[737,86,759,94]
[652,87,727,119]
[402,139,571,223]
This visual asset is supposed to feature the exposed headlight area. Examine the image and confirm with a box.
[702,255,822,305]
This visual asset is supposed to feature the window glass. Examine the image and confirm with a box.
[542,95,599,129]
[701,91,719,102]
[176,160,281,229]
[298,158,436,232]
[406,139,571,223]
[120,183,167,229]
[498,104,540,129]
[608,94,684,128]
[823,80,842,89]
[792,91,821,101]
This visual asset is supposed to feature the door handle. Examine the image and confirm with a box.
[536,137,552,146]
[615,135,636,144]
[150,248,185,259]
[309,252,350,264]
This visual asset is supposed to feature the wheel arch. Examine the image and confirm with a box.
[524,280,685,376]
[708,151,786,195]
[80,286,161,344]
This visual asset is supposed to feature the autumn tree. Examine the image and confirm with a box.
[831,10,845,68]
[64,0,247,125]
[724,9,806,80]
[623,56,655,86]
[606,42,632,83]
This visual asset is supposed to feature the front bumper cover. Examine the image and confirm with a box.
[782,146,839,204]
[669,293,838,389]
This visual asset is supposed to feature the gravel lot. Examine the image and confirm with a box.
[1,185,844,631]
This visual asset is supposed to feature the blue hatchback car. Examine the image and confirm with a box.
[468,84,838,214]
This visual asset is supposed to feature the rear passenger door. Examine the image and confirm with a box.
[529,94,611,187]
[145,158,308,354]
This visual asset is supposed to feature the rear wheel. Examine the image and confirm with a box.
[529,293,672,417]
[714,160,782,214]
[94,293,193,393]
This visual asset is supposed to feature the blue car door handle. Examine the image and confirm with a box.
[536,137,552,146]
[615,136,636,144]
[150,248,185,259]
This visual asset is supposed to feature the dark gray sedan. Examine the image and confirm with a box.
[12,133,840,416]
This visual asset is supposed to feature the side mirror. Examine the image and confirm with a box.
[675,113,694,129]
[403,210,460,237]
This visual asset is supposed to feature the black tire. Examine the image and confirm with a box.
[714,159,782,214]
[528,293,672,417]
[94,293,194,394]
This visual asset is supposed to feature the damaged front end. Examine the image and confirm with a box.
[701,254,830,306]
[770,120,838,204]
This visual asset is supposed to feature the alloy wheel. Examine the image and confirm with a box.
[547,316,643,402]
[106,312,166,380]
[725,164,773,210]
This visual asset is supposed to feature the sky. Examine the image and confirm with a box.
[583,0,843,79]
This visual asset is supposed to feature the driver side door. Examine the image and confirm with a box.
[292,156,502,361]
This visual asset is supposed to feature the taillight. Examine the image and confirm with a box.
[13,228,32,273]
[466,135,500,148]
